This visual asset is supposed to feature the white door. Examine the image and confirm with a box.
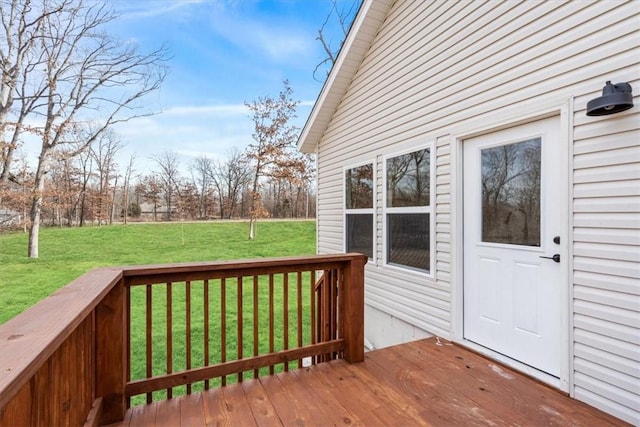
[463,116,565,377]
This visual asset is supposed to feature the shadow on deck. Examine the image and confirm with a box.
[108,338,627,426]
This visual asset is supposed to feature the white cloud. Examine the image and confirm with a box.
[206,7,316,64]
[253,27,312,62]
[175,148,226,161]
[112,100,254,174]
[118,0,206,19]
[162,104,249,116]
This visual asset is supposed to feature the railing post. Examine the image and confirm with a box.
[95,276,126,424]
[341,254,367,363]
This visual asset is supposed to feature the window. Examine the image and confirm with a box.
[481,138,541,246]
[385,147,432,272]
[345,163,374,258]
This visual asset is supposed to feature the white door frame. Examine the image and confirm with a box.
[450,105,572,392]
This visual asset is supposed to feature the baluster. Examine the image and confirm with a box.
[318,270,328,362]
[186,280,192,394]
[145,284,153,404]
[125,284,131,408]
[338,267,345,349]
[323,270,333,362]
[237,275,243,382]
[331,269,338,360]
[283,272,289,371]
[253,275,259,378]
[334,269,341,359]
[316,273,323,362]
[297,271,303,368]
[166,282,173,399]
[221,278,226,386]
[203,279,209,390]
[268,274,275,375]
[310,270,316,366]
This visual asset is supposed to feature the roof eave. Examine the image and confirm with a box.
[298,0,393,154]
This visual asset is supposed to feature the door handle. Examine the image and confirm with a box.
[539,254,560,263]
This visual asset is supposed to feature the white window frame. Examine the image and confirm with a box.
[343,160,376,262]
[382,143,435,277]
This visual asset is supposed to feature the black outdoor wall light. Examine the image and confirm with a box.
[586,81,634,116]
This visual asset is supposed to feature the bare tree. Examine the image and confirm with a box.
[190,155,214,219]
[0,155,32,231]
[76,146,92,226]
[137,175,162,222]
[59,155,82,225]
[1,0,168,257]
[245,80,299,239]
[152,151,181,221]
[313,0,360,82]
[177,181,199,220]
[286,153,315,218]
[208,148,251,220]
[90,129,122,225]
[0,0,68,182]
[45,154,79,226]
[121,154,135,224]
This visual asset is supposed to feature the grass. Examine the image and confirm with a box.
[1,220,317,404]
[128,271,317,403]
[0,220,316,323]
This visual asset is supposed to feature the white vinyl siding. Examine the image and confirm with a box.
[312,1,639,423]
[572,109,640,423]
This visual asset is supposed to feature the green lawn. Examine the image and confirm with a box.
[0,220,316,323]
[1,220,317,403]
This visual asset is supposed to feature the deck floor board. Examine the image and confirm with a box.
[258,374,315,426]
[107,338,629,427]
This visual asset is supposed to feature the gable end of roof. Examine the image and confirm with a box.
[298,0,393,154]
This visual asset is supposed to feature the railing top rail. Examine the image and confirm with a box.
[120,253,368,279]
[0,268,123,409]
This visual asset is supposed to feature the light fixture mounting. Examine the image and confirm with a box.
[586,81,634,116]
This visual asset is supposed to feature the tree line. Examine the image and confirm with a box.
[0,136,315,229]
[0,81,315,229]
[1,152,317,229]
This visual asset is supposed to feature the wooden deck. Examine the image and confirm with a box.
[108,338,628,426]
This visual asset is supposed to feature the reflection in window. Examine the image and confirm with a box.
[387,149,430,207]
[345,163,374,258]
[481,138,541,246]
[346,164,373,209]
[385,148,431,273]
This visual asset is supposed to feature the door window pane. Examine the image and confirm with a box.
[346,213,373,258]
[387,213,430,271]
[481,138,541,246]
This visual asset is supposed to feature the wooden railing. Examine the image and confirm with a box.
[0,254,366,426]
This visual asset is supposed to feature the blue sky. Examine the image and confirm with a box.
[104,0,359,173]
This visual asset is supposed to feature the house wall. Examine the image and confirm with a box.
[571,92,640,420]
[315,0,639,423]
